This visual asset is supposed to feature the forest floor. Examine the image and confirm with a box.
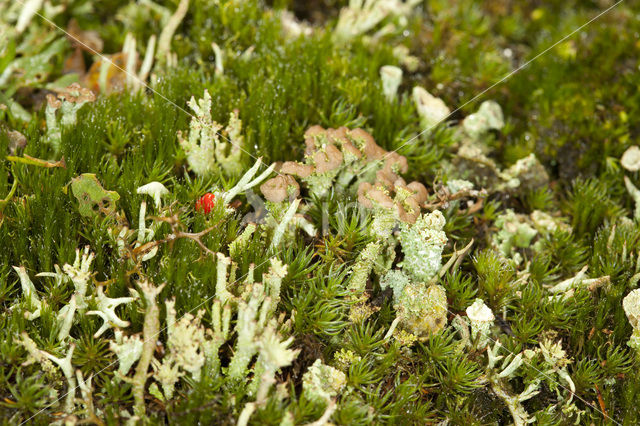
[1,0,640,424]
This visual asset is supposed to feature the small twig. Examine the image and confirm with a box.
[6,154,66,168]
[594,384,608,419]
[428,239,474,285]
[132,223,220,260]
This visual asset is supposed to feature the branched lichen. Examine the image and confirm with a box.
[132,280,164,417]
[178,90,244,176]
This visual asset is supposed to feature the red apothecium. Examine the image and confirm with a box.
[195,193,216,214]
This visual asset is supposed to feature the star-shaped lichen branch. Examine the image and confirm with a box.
[87,286,137,337]
[62,246,95,310]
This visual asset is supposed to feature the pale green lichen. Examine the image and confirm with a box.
[178,90,244,176]
[492,209,538,264]
[499,153,549,191]
[302,359,347,403]
[348,241,382,293]
[110,330,143,376]
[132,280,164,417]
[445,178,474,194]
[413,86,450,131]
[395,281,448,337]
[380,65,402,101]
[398,211,447,283]
[229,223,257,259]
[462,100,505,139]
[12,266,43,320]
[62,246,95,311]
[621,145,640,172]
[624,176,640,221]
[333,0,421,43]
[18,333,77,413]
[623,289,640,353]
[381,269,448,337]
[392,329,418,347]
[334,348,362,371]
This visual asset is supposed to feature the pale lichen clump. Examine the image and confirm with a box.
[380,65,403,101]
[449,100,549,195]
[623,289,640,353]
[397,281,448,337]
[398,210,447,282]
[480,337,580,426]
[302,359,347,403]
[178,90,244,176]
[462,100,505,139]
[491,209,538,265]
[45,83,96,152]
[380,269,448,337]
[333,0,421,43]
[334,348,362,371]
[445,178,474,195]
[465,298,494,348]
[621,145,640,172]
[621,146,640,221]
[412,86,450,131]
[501,154,550,191]
[348,241,382,293]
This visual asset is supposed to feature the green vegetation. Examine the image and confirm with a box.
[1,0,640,424]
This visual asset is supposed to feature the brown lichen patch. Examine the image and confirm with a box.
[280,161,315,178]
[313,144,343,173]
[54,83,96,104]
[260,175,300,203]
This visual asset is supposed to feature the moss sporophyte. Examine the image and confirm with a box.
[1,0,639,424]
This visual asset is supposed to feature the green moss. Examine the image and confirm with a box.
[1,0,640,424]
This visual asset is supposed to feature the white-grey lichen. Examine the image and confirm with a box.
[491,209,538,264]
[333,0,421,43]
[621,145,640,172]
[445,178,474,194]
[499,153,550,191]
[62,246,95,311]
[624,176,640,221]
[87,286,137,338]
[413,86,450,131]
[380,65,402,101]
[110,330,143,375]
[136,181,169,210]
[483,337,579,426]
[465,298,494,348]
[44,84,96,152]
[19,332,77,413]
